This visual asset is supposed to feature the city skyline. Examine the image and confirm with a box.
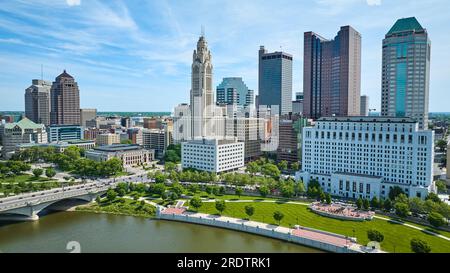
[1,0,450,112]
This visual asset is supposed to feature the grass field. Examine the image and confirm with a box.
[196,201,450,253]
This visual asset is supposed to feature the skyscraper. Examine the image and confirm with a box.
[24,79,52,126]
[50,70,81,125]
[258,46,293,115]
[360,95,369,116]
[80,108,97,128]
[381,17,431,130]
[190,35,214,139]
[303,26,361,119]
[216,77,254,107]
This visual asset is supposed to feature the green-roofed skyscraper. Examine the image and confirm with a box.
[381,17,431,129]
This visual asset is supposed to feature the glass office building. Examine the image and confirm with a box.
[216,77,254,106]
[258,46,293,115]
[381,17,431,130]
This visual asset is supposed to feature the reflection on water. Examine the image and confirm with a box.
[0,211,323,253]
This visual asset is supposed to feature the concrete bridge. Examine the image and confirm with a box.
[0,182,115,221]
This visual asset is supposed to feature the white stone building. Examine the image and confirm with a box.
[182,138,244,173]
[296,116,435,199]
[85,144,154,167]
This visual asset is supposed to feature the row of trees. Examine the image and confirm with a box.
[13,146,123,178]
[0,161,31,177]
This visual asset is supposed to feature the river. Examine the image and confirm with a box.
[0,211,322,253]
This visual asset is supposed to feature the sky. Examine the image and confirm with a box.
[0,0,449,112]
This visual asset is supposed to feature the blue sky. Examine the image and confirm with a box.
[0,0,449,112]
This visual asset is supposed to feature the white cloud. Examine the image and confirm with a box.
[66,0,81,6]
[366,0,382,6]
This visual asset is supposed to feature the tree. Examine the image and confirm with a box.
[394,202,410,218]
[367,229,384,243]
[436,139,447,152]
[410,238,431,253]
[261,163,280,179]
[277,160,288,171]
[150,183,166,196]
[295,182,306,196]
[106,189,117,203]
[325,193,332,205]
[356,198,363,209]
[428,212,446,228]
[32,168,43,178]
[280,183,295,198]
[245,205,255,220]
[246,161,260,175]
[363,198,370,210]
[153,171,166,183]
[171,183,185,196]
[389,186,405,200]
[189,196,203,211]
[426,192,441,203]
[383,199,393,211]
[45,168,56,178]
[273,211,284,225]
[165,162,177,172]
[409,197,425,215]
[95,195,102,204]
[370,197,380,209]
[235,187,243,198]
[291,162,300,171]
[436,180,447,193]
[259,186,269,198]
[215,200,226,215]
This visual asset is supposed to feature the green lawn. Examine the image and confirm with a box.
[196,202,450,253]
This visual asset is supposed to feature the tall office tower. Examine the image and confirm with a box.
[80,108,97,128]
[50,70,81,125]
[360,95,369,116]
[190,35,214,139]
[258,46,293,115]
[24,79,52,126]
[381,17,431,130]
[303,26,361,119]
[216,77,254,107]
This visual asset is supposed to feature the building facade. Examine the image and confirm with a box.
[447,140,450,180]
[0,118,48,158]
[17,140,95,154]
[24,79,52,126]
[225,117,262,162]
[297,117,435,200]
[292,92,304,115]
[381,17,431,130]
[142,128,173,159]
[96,133,120,146]
[50,70,81,125]
[258,46,293,115]
[80,109,97,128]
[190,35,214,139]
[48,125,83,143]
[182,138,244,173]
[85,144,154,167]
[360,95,369,116]
[216,77,254,107]
[303,26,361,119]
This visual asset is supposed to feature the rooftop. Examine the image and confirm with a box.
[93,144,142,152]
[3,117,44,130]
[317,116,417,124]
[387,17,425,35]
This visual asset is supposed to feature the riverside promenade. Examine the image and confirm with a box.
[156,207,383,253]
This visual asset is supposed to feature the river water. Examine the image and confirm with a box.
[0,212,322,253]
